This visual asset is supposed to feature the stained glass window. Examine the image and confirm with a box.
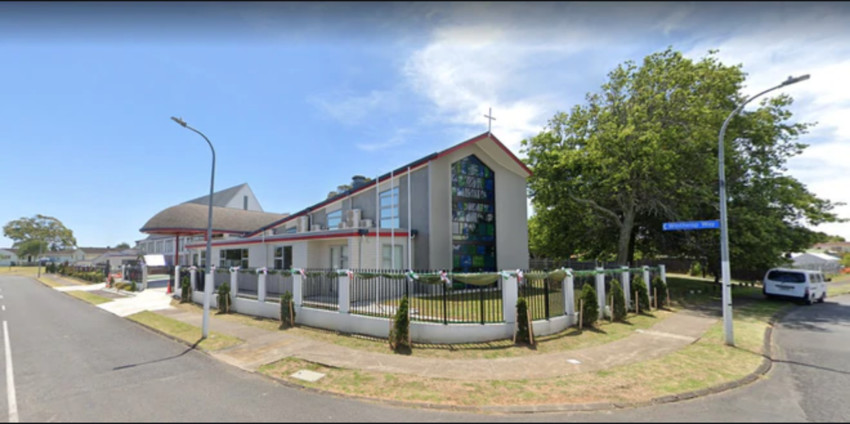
[451,155,496,272]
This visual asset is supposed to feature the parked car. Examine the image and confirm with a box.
[763,268,827,305]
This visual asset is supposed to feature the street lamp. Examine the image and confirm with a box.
[171,116,216,338]
[717,74,810,346]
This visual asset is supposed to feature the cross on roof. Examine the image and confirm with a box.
[484,107,496,134]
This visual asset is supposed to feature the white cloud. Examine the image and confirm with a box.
[356,128,411,151]
[309,89,399,126]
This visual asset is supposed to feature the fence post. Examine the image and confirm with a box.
[595,267,606,320]
[563,269,575,326]
[141,264,148,291]
[339,272,350,314]
[442,282,448,325]
[121,265,126,282]
[502,272,518,327]
[257,268,267,303]
[659,264,667,285]
[173,265,181,294]
[230,267,239,309]
[292,270,303,307]
[479,287,485,325]
[190,267,196,291]
[643,266,652,306]
[621,266,631,312]
[543,277,551,320]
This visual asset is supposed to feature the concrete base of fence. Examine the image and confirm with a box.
[234,297,279,320]
[530,315,571,338]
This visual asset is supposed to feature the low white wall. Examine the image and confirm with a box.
[234,297,279,320]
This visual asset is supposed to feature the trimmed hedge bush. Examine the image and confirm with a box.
[180,276,192,303]
[515,297,531,344]
[389,296,411,352]
[611,280,627,321]
[633,276,650,313]
[217,282,231,313]
[580,283,599,326]
[653,275,669,309]
[280,291,295,328]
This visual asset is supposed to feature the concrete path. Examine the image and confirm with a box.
[155,305,717,381]
[54,282,107,292]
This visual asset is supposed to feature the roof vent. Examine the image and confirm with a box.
[351,175,368,189]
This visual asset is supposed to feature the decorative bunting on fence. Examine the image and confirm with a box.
[256,267,268,275]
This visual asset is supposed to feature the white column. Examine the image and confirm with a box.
[293,271,303,307]
[621,267,631,311]
[643,266,651,303]
[595,267,606,319]
[174,265,181,293]
[502,273,518,325]
[660,264,667,285]
[121,265,126,282]
[141,264,148,291]
[230,268,239,308]
[339,273,350,314]
[564,270,575,325]
[204,270,213,312]
[190,267,197,291]
[257,269,267,303]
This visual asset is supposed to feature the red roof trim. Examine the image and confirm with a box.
[435,132,532,176]
[186,230,410,249]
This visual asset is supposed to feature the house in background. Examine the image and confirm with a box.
[173,132,530,272]
[0,248,18,266]
[812,242,850,256]
[790,252,842,274]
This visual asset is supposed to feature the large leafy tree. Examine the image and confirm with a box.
[3,215,76,275]
[523,48,840,271]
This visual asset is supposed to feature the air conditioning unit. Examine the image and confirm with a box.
[339,221,349,229]
[296,216,309,233]
[310,224,324,232]
[345,209,362,227]
[359,219,373,228]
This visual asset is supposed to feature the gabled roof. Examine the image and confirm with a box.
[184,183,261,210]
[245,131,529,238]
[78,247,112,255]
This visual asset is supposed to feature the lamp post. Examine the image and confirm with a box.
[171,116,215,338]
[718,74,809,346]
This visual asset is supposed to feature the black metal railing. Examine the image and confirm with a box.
[519,272,566,321]
[236,269,259,296]
[265,272,294,300]
[302,268,339,311]
[349,269,503,324]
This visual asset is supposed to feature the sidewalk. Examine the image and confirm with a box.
[46,273,718,381]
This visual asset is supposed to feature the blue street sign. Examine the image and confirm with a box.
[662,220,720,231]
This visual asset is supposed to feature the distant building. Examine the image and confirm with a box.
[812,242,850,256]
[790,252,842,274]
[0,248,18,266]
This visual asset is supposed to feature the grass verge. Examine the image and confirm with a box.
[170,299,671,359]
[258,299,788,407]
[127,311,243,352]
[37,277,63,288]
[66,290,113,305]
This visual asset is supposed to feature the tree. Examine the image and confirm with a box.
[580,283,599,326]
[523,48,841,271]
[115,242,130,249]
[3,215,76,276]
[842,253,850,268]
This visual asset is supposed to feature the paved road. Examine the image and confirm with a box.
[1,275,848,422]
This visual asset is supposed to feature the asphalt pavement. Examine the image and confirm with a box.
[1,274,848,422]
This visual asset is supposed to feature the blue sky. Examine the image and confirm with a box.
[2,2,850,249]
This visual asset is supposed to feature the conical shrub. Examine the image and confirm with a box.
[580,283,599,326]
[515,297,531,344]
[633,276,650,313]
[653,276,669,309]
[611,280,627,321]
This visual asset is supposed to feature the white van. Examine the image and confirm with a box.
[763,268,828,304]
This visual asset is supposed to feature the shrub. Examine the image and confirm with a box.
[689,261,702,276]
[107,275,114,288]
[633,276,650,313]
[129,280,137,292]
[653,276,669,309]
[389,296,411,352]
[217,282,231,313]
[180,276,192,303]
[611,280,627,321]
[280,291,295,328]
[515,297,531,344]
[580,283,599,326]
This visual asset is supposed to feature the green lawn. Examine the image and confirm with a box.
[66,290,113,305]
[127,311,243,351]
